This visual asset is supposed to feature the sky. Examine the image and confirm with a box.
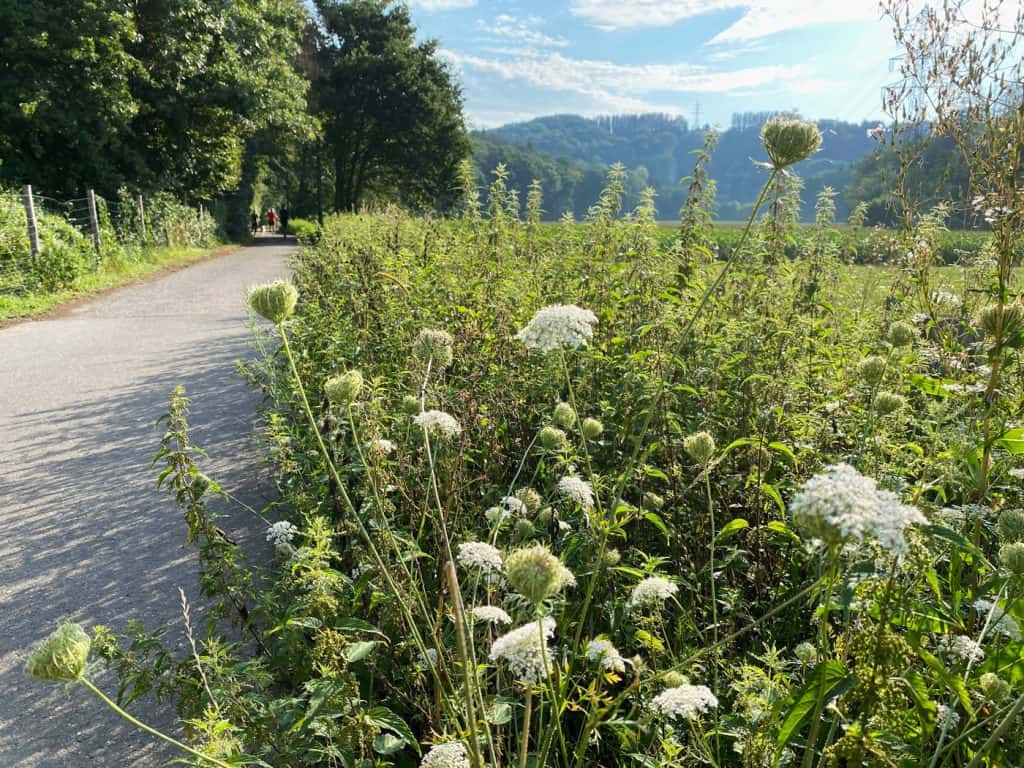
[403,0,904,130]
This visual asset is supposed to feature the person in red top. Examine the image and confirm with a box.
[267,208,277,232]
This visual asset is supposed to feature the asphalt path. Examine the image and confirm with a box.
[0,237,292,766]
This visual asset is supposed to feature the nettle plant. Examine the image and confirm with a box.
[24,115,1024,768]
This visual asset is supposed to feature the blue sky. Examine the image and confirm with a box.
[403,0,901,129]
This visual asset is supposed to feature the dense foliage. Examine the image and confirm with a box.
[63,152,1024,767]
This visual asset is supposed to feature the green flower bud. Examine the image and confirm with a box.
[413,329,454,369]
[684,431,716,465]
[980,672,1010,703]
[538,426,567,451]
[857,355,887,386]
[553,402,576,428]
[601,548,621,567]
[760,116,822,169]
[400,395,421,415]
[1000,541,1024,576]
[25,623,91,682]
[536,506,553,525]
[514,518,535,541]
[662,671,688,688]
[191,471,212,498]
[247,281,298,324]
[887,321,916,347]
[997,508,1024,543]
[794,642,817,664]
[978,303,1024,339]
[873,391,906,416]
[515,487,543,514]
[581,417,604,440]
[642,492,665,511]
[324,370,363,406]
[505,543,576,605]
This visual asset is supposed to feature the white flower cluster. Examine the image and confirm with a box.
[471,605,512,625]
[936,704,960,731]
[420,741,469,768]
[628,576,679,610]
[489,617,556,683]
[414,410,462,439]
[557,475,594,508]
[650,684,718,720]
[369,438,397,454]
[975,599,1022,641]
[500,495,527,516]
[585,638,626,673]
[515,304,598,353]
[789,463,926,555]
[457,541,504,575]
[935,634,985,663]
[266,521,297,548]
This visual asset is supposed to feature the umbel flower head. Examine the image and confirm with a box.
[684,431,716,465]
[472,605,512,625]
[420,740,470,768]
[553,401,576,427]
[557,475,594,508]
[505,543,575,604]
[489,617,556,683]
[887,321,916,347]
[586,638,626,673]
[997,508,1024,543]
[873,391,905,416]
[324,370,363,406]
[790,463,926,555]
[857,355,887,386]
[980,672,1011,703]
[247,281,298,324]
[414,410,462,439]
[650,683,718,721]
[539,426,567,451]
[457,541,504,576]
[413,329,454,369]
[516,304,598,352]
[760,116,822,170]
[25,623,91,682]
[1000,542,1024,576]
[581,417,603,439]
[628,576,679,610]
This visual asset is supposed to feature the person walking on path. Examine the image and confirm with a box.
[279,207,289,238]
[267,208,277,233]
[250,210,259,236]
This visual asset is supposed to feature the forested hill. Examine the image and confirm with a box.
[474,113,879,221]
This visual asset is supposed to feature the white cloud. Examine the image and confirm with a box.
[569,0,881,40]
[476,14,570,48]
[408,0,477,10]
[444,49,807,95]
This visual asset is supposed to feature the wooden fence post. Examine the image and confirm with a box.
[87,189,101,253]
[22,185,41,259]
[137,193,146,240]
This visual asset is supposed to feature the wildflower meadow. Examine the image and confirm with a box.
[23,108,1024,768]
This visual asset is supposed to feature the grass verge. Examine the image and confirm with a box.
[0,243,240,324]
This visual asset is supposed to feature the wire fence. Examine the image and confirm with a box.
[1,185,215,296]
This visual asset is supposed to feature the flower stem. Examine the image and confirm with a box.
[79,678,233,768]
[520,688,533,768]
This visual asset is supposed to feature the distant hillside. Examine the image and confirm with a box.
[474,112,878,221]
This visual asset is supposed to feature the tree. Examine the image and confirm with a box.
[314,0,469,211]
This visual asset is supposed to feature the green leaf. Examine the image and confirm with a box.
[373,733,407,755]
[995,428,1024,454]
[767,441,798,467]
[344,641,378,663]
[715,518,749,542]
[766,520,801,543]
[364,707,420,755]
[909,374,952,398]
[776,660,854,749]
[644,511,670,540]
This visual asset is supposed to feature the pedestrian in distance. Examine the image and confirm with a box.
[279,206,289,238]
[267,208,277,233]
[250,210,259,236]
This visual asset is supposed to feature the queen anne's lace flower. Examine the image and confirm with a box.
[586,639,626,673]
[975,599,1023,641]
[490,617,556,683]
[936,704,960,730]
[516,304,598,352]
[650,684,718,720]
[472,606,512,625]
[369,438,397,454]
[557,475,594,508]
[266,521,297,547]
[628,576,679,609]
[936,634,985,663]
[420,741,469,768]
[457,542,503,575]
[789,463,926,555]
[500,495,527,516]
[414,410,462,439]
